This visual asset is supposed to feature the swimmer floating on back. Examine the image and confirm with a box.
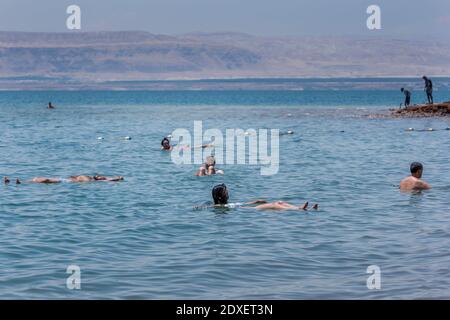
[4,175,124,184]
[195,184,318,211]
[161,136,214,151]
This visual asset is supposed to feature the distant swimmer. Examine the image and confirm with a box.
[399,162,432,191]
[161,136,213,151]
[400,88,411,107]
[5,175,124,184]
[195,156,224,176]
[48,102,55,109]
[33,175,124,183]
[161,137,172,151]
[195,184,318,211]
[422,76,433,104]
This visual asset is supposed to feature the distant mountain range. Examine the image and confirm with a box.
[1,31,450,86]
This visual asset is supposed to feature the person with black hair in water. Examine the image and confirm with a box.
[161,136,213,152]
[161,137,173,151]
[4,175,124,184]
[208,184,318,211]
[399,162,432,191]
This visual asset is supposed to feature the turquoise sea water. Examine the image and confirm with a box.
[1,89,450,299]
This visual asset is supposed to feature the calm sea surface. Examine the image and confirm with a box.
[1,89,449,299]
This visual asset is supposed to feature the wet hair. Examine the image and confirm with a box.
[161,137,170,146]
[410,162,423,174]
[212,184,228,205]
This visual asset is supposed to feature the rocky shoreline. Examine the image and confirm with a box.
[369,102,450,118]
[393,102,450,117]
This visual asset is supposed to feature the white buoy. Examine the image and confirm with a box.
[406,128,414,131]
[97,137,104,140]
[427,128,434,132]
[124,136,132,140]
[287,130,294,135]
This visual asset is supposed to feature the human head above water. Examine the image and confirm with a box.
[161,137,170,146]
[212,183,229,205]
[161,137,171,149]
[205,155,216,168]
[400,88,404,92]
[410,162,423,178]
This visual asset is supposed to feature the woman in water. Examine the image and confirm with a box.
[198,184,318,210]
[161,137,173,151]
[195,156,224,176]
[161,136,214,152]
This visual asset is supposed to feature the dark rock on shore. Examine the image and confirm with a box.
[391,102,450,118]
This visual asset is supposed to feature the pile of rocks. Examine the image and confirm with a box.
[392,102,450,118]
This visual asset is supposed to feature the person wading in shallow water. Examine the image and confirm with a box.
[48,102,55,109]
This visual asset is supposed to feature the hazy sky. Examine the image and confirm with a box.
[0,0,449,39]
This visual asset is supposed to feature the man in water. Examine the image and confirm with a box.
[422,76,433,104]
[399,162,432,191]
[400,88,411,107]
[48,102,55,109]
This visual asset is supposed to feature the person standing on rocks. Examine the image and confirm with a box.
[400,88,411,108]
[422,76,433,104]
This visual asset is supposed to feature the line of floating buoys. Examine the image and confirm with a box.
[404,127,450,132]
[96,136,132,140]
